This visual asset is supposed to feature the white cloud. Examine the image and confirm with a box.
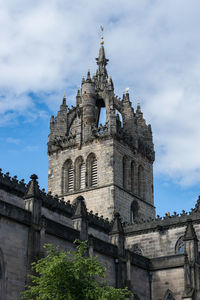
[1,0,200,187]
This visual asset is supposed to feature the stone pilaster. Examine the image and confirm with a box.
[72,196,88,241]
[24,174,42,283]
[182,220,200,300]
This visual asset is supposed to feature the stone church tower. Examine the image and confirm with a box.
[48,38,155,223]
[2,33,200,300]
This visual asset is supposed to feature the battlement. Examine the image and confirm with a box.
[0,168,27,197]
[124,196,200,235]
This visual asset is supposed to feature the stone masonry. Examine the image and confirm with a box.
[48,40,155,223]
[0,38,200,300]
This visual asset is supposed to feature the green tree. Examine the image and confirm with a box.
[21,240,133,300]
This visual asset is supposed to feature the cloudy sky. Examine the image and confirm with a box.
[1,0,200,216]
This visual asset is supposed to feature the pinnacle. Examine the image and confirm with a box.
[25,174,40,199]
[86,69,92,82]
[184,220,198,241]
[110,212,124,234]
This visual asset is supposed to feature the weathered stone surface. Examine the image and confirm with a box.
[1,42,200,300]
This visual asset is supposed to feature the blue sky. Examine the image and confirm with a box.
[1,0,200,217]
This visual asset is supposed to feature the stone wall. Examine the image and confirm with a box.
[126,226,187,258]
[0,217,29,300]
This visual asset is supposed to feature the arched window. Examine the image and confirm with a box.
[74,156,85,190]
[163,289,175,300]
[0,249,6,299]
[80,163,86,189]
[86,153,98,187]
[138,165,144,198]
[175,236,184,254]
[123,156,128,189]
[62,159,74,193]
[131,160,135,192]
[130,200,139,223]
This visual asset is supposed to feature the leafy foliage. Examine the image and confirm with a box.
[21,240,132,300]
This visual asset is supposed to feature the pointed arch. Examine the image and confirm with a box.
[74,156,86,191]
[175,236,184,254]
[163,289,175,300]
[86,153,98,187]
[0,248,6,300]
[62,159,74,193]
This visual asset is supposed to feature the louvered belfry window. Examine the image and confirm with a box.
[86,153,98,188]
[91,159,97,186]
[68,166,74,192]
[62,159,74,193]
[80,163,86,189]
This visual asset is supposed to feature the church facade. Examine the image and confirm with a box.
[0,40,200,299]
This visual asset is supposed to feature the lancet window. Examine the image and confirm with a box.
[62,159,74,193]
[87,153,98,187]
[74,156,86,190]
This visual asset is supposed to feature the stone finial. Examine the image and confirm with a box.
[77,88,80,97]
[183,220,198,241]
[86,69,91,82]
[59,93,67,111]
[136,100,141,113]
[110,212,124,234]
[82,76,85,85]
[62,92,66,105]
[25,174,40,199]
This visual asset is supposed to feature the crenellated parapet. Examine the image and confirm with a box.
[0,168,27,197]
[124,195,200,236]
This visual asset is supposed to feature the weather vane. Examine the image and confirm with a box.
[100,25,104,45]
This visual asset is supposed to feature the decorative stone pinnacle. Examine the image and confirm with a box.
[111,212,124,234]
[62,93,66,105]
[25,174,40,199]
[82,76,85,84]
[184,220,198,241]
